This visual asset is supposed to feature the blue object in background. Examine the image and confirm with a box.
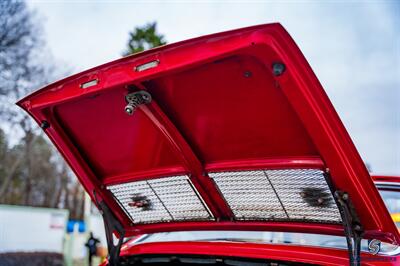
[78,220,86,232]
[67,220,86,233]
[66,220,75,233]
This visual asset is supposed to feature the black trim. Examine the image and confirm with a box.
[120,254,312,266]
[375,183,400,192]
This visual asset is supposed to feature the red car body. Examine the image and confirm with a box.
[18,23,399,265]
[116,241,396,266]
[373,176,400,185]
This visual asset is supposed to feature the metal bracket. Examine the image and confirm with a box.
[124,91,152,115]
[94,191,125,266]
[334,190,364,266]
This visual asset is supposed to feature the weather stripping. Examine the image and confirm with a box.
[209,169,342,224]
[107,175,213,224]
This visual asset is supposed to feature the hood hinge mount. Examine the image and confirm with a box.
[334,190,364,266]
[96,192,126,266]
[324,172,363,266]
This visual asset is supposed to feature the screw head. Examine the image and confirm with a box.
[325,168,330,174]
[272,62,286,76]
[243,71,252,78]
[342,193,349,201]
[40,120,50,129]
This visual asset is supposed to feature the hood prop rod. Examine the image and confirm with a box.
[95,191,126,266]
[334,190,364,266]
[324,172,363,266]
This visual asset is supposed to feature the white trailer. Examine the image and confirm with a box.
[0,204,69,253]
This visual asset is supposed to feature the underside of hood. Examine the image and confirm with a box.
[18,24,399,260]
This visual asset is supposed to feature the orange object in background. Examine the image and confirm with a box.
[97,246,108,263]
[391,213,400,223]
[97,246,107,258]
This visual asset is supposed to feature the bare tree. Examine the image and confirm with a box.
[0,0,49,201]
[0,1,85,220]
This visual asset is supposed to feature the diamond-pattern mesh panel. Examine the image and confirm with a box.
[107,175,213,224]
[209,169,341,223]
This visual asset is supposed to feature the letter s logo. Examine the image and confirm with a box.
[368,239,381,255]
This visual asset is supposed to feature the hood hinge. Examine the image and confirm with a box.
[334,190,364,266]
[323,172,363,266]
[95,192,125,266]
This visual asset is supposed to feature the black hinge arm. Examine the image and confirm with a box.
[94,191,125,266]
[335,190,364,266]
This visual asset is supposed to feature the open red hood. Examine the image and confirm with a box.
[18,24,399,251]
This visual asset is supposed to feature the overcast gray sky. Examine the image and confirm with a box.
[28,0,399,175]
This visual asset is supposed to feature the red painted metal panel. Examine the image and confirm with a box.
[373,175,400,183]
[17,23,400,244]
[116,241,396,266]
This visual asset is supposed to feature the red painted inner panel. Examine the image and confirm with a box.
[17,24,400,244]
[145,53,318,164]
[53,87,183,179]
[52,47,319,180]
